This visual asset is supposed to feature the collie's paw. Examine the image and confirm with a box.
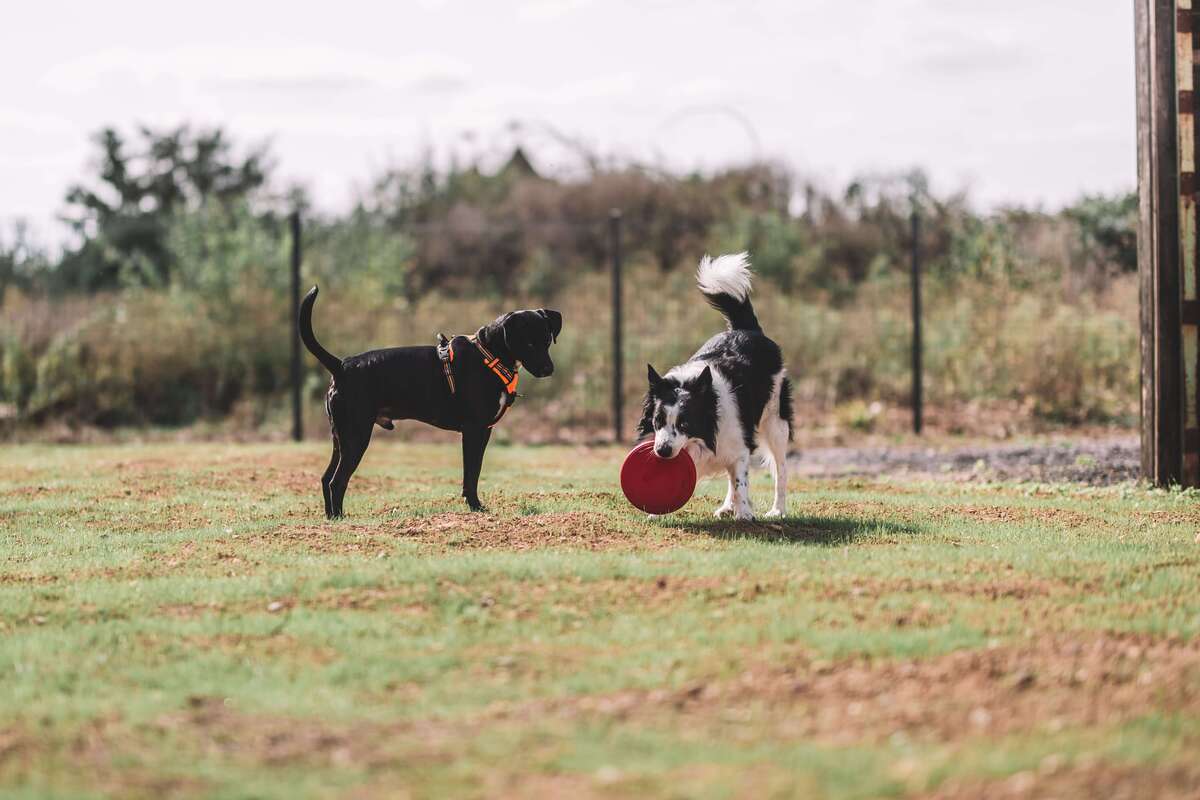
[713,504,734,519]
[763,508,784,519]
[733,509,755,522]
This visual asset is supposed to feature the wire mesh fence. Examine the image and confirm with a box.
[289,212,629,443]
[0,200,1141,440]
[285,208,927,444]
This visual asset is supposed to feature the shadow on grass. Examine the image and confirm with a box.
[678,513,921,546]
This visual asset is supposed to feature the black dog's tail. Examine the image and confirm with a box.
[697,252,761,332]
[298,286,343,377]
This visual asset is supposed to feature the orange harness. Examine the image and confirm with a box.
[437,334,520,428]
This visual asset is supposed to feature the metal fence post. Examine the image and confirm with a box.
[290,210,303,443]
[609,209,624,443]
[910,209,923,435]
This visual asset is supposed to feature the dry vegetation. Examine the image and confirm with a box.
[1,134,1140,438]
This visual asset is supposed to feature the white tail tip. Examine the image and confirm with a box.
[696,252,753,301]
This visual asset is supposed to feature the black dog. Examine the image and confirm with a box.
[298,287,562,518]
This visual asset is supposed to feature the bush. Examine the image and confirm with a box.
[0,137,1143,435]
[0,336,36,412]
[16,288,288,426]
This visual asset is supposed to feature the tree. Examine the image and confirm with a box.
[0,221,50,302]
[58,125,271,289]
[1063,193,1138,275]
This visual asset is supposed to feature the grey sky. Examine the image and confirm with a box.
[2,0,1135,243]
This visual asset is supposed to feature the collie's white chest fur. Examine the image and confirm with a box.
[672,362,747,475]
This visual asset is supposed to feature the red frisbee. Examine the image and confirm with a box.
[620,440,697,514]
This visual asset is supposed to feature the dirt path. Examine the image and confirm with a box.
[791,436,1140,486]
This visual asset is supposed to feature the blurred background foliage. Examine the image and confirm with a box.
[0,124,1139,437]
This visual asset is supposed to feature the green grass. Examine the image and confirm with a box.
[1,440,1198,798]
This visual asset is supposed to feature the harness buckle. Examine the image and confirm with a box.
[436,333,456,394]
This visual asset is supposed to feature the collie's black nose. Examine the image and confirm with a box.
[654,443,673,458]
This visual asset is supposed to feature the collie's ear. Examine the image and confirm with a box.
[536,309,562,342]
[636,389,656,441]
[694,365,713,392]
[647,364,663,386]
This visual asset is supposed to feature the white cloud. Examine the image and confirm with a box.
[518,0,592,21]
[40,45,471,97]
[1,0,1137,235]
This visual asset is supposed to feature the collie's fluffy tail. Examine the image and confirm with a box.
[298,286,344,377]
[697,252,760,332]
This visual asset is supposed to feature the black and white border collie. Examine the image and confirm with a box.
[637,253,793,520]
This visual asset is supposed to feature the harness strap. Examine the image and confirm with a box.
[471,337,520,427]
[436,333,521,428]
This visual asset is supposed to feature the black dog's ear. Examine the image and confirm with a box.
[536,309,562,343]
[495,312,515,349]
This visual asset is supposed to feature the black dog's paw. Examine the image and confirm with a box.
[465,498,487,513]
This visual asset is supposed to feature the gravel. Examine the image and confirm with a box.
[790,436,1140,486]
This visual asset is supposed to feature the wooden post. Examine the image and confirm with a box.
[910,209,923,435]
[609,209,624,443]
[1136,0,1191,486]
[290,210,303,443]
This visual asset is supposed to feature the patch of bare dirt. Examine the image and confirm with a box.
[228,524,389,556]
[479,633,1200,746]
[4,632,1195,796]
[0,483,68,500]
[148,573,784,625]
[154,697,452,770]
[1137,509,1200,526]
[306,574,746,618]
[142,569,1077,629]
[393,511,682,551]
[0,463,39,483]
[922,761,1200,800]
[817,574,1063,603]
[932,504,1104,529]
[158,601,226,619]
[476,773,612,800]
[174,633,340,665]
[0,717,209,798]
[193,465,405,497]
[520,489,625,502]
[0,572,58,585]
